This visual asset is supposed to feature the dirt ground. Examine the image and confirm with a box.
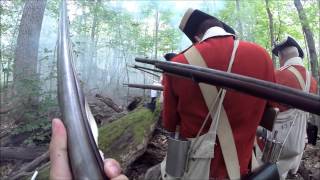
[126,128,320,180]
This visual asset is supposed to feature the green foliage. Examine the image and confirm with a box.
[22,163,50,180]
[34,164,50,180]
[0,1,24,88]
[12,94,58,145]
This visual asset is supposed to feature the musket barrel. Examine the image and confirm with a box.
[129,65,161,77]
[135,57,157,65]
[57,0,107,179]
[134,65,163,73]
[136,57,320,115]
[124,83,163,91]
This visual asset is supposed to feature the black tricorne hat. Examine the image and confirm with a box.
[179,8,235,43]
[272,36,304,58]
[164,53,177,61]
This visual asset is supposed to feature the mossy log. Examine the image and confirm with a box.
[22,105,160,179]
[99,105,160,171]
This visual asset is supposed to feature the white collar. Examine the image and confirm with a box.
[279,57,304,71]
[284,57,304,67]
[201,27,234,42]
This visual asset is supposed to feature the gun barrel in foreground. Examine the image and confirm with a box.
[124,83,163,91]
[135,57,320,115]
[57,0,107,179]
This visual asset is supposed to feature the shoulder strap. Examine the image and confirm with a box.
[184,40,241,179]
[304,69,311,92]
[287,66,306,91]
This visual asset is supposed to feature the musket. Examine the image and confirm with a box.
[128,65,161,77]
[124,83,163,91]
[133,64,163,73]
[135,57,320,115]
[57,0,107,179]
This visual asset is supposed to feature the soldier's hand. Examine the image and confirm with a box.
[49,118,128,180]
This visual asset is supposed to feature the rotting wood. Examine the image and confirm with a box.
[8,151,49,180]
[95,94,123,113]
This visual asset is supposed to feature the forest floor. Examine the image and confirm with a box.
[0,97,319,179]
[126,125,320,180]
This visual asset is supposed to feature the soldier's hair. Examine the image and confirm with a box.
[278,46,299,61]
[195,19,224,37]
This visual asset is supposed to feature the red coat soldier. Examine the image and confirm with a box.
[161,9,275,179]
[271,36,318,179]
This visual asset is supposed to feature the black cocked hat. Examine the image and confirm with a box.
[179,8,235,43]
[164,53,177,61]
[272,36,304,58]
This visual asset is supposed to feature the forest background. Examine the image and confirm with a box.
[0,0,319,155]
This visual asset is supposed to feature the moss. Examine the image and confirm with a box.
[98,105,160,161]
[36,164,50,180]
[23,104,161,179]
[21,163,50,180]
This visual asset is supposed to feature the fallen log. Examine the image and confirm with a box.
[9,151,49,180]
[0,101,20,114]
[98,105,160,172]
[20,104,161,179]
[0,146,47,162]
[127,97,142,111]
[95,94,123,113]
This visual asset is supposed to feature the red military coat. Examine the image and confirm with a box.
[275,64,318,111]
[162,36,275,178]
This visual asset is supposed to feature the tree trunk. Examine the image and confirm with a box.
[87,0,101,87]
[294,0,319,83]
[265,0,276,66]
[153,8,159,84]
[235,0,243,39]
[13,0,47,105]
[154,9,159,60]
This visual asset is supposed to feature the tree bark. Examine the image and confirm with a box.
[87,0,101,87]
[154,9,159,60]
[13,0,47,105]
[265,0,276,66]
[294,0,319,83]
[235,0,243,39]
